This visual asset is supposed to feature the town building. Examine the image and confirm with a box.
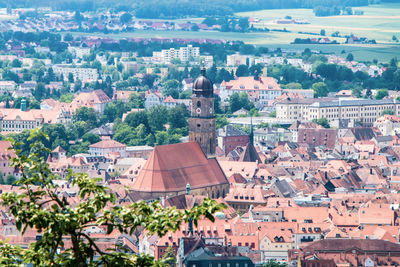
[0,100,69,133]
[227,53,255,66]
[152,45,199,64]
[88,137,126,158]
[68,46,91,59]
[0,141,17,176]
[217,125,249,156]
[277,98,400,126]
[53,65,99,82]
[0,81,16,94]
[220,76,282,108]
[373,114,400,136]
[130,70,228,199]
[129,142,229,199]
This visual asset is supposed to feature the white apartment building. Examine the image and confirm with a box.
[152,45,200,64]
[53,65,99,82]
[227,53,255,66]
[276,98,400,126]
[68,46,91,59]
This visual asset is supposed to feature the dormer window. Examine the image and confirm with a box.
[240,85,245,89]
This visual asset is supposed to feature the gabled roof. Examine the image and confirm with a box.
[239,143,261,163]
[53,146,66,153]
[131,142,228,193]
[302,239,400,253]
[89,139,126,149]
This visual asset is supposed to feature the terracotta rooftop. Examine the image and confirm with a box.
[131,142,228,193]
[89,139,126,149]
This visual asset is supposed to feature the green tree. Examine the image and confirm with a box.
[381,109,395,116]
[120,12,133,24]
[82,133,101,144]
[168,105,188,129]
[312,82,328,97]
[229,92,242,113]
[375,89,388,100]
[155,131,169,145]
[269,110,276,118]
[264,260,287,267]
[216,116,229,129]
[0,130,225,266]
[346,53,354,61]
[59,93,74,103]
[125,110,149,130]
[5,174,16,185]
[68,72,74,83]
[148,105,168,133]
[162,79,180,99]
[162,246,176,266]
[320,29,326,36]
[312,118,330,128]
[34,82,46,101]
[235,64,249,77]
[73,107,98,131]
[352,87,362,98]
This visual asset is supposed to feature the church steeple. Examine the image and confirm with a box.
[189,67,216,158]
[249,116,254,145]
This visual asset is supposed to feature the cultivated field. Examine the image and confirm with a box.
[236,3,400,44]
[70,3,400,62]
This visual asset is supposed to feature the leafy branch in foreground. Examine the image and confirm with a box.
[0,129,226,266]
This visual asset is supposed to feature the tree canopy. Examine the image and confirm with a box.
[0,129,225,266]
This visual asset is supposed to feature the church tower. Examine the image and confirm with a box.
[189,68,216,158]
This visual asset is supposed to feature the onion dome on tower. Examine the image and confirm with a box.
[193,67,213,97]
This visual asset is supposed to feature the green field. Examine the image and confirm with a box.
[70,3,400,62]
[236,3,400,44]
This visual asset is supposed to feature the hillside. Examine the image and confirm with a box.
[5,0,373,18]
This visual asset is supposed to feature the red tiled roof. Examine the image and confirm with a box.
[221,76,281,91]
[131,142,228,193]
[89,139,126,149]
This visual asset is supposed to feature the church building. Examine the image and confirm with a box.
[130,68,229,199]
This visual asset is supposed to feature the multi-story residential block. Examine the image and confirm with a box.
[277,98,400,126]
[0,100,69,133]
[220,76,282,108]
[254,127,292,144]
[217,125,249,156]
[152,45,199,64]
[307,99,400,126]
[68,46,91,59]
[227,53,255,66]
[53,65,98,82]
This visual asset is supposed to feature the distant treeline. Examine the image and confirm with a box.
[4,0,371,18]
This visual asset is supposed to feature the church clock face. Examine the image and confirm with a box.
[196,108,201,114]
